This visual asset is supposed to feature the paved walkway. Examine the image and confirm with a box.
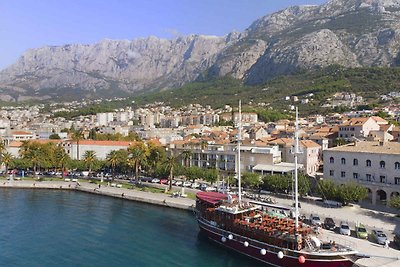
[2,179,400,266]
[0,180,195,210]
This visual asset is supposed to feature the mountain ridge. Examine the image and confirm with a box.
[1,0,400,101]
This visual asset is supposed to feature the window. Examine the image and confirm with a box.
[341,158,346,165]
[353,159,358,166]
[366,174,372,181]
[380,176,386,183]
[353,173,359,179]
[341,171,346,178]
[329,170,334,176]
[380,161,385,169]
[395,177,400,185]
[366,160,371,167]
[395,162,400,169]
[329,157,334,164]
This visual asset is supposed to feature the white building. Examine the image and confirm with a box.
[323,141,400,205]
[96,112,114,126]
[67,140,133,160]
[338,116,387,140]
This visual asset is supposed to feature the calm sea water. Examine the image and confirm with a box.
[0,189,264,267]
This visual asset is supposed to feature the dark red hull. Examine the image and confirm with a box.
[198,219,355,267]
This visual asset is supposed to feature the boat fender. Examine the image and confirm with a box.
[298,255,306,264]
[244,241,249,247]
[277,251,284,259]
[260,249,267,255]
[228,234,233,240]
[221,236,227,243]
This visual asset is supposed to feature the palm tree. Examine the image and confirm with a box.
[1,152,13,177]
[20,141,42,176]
[0,140,5,159]
[55,147,70,179]
[128,142,148,181]
[146,142,166,176]
[106,150,120,181]
[71,129,84,160]
[180,150,192,167]
[200,140,208,150]
[164,155,178,191]
[83,150,97,175]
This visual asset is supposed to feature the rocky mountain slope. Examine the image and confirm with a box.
[1,0,400,101]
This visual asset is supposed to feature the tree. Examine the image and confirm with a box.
[106,150,121,180]
[0,141,5,158]
[71,129,84,160]
[317,179,368,205]
[83,150,97,174]
[334,138,346,147]
[297,172,311,197]
[20,141,43,176]
[1,152,13,177]
[164,155,178,191]
[389,196,400,210]
[128,142,148,181]
[180,150,192,167]
[200,140,208,150]
[185,166,202,182]
[49,133,61,139]
[336,183,368,205]
[204,168,218,185]
[241,172,262,188]
[316,179,338,200]
[55,147,70,178]
[262,174,290,193]
[145,142,166,175]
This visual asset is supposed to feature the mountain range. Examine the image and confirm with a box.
[1,0,400,102]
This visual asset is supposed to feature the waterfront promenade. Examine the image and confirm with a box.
[0,179,195,210]
[2,179,400,266]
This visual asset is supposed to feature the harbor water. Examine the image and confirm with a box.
[0,189,264,267]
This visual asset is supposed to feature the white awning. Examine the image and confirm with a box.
[253,162,303,173]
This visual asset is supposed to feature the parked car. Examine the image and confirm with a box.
[140,176,153,182]
[323,217,336,231]
[159,179,168,185]
[183,181,192,187]
[339,221,351,236]
[371,230,388,245]
[355,223,368,239]
[310,214,322,226]
[191,182,200,189]
[175,181,183,186]
[151,178,160,183]
[199,183,208,191]
[394,233,400,248]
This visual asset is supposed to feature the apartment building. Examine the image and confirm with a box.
[168,140,294,175]
[338,116,387,140]
[323,141,400,205]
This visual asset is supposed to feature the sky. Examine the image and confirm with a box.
[0,0,327,70]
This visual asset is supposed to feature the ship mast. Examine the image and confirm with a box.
[237,100,242,206]
[294,107,300,231]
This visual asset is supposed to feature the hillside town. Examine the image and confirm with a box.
[2,99,400,208]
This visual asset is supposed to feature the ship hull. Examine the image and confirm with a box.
[198,219,355,267]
